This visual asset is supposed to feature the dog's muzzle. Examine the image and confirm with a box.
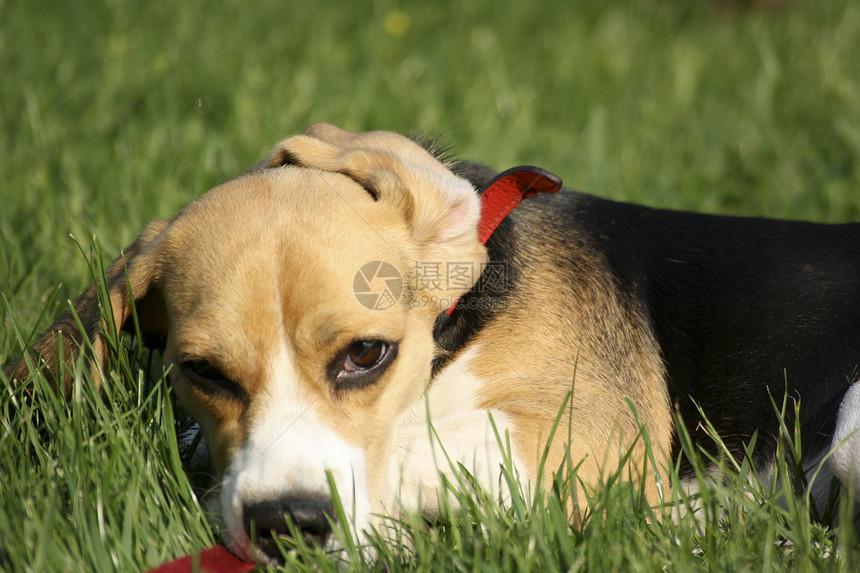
[243,495,335,560]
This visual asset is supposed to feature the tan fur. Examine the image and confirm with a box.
[3,124,672,550]
[467,220,672,514]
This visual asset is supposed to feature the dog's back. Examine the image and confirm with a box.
[447,165,860,481]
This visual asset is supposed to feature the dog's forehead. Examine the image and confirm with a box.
[166,167,403,268]
[189,167,376,228]
[159,166,409,344]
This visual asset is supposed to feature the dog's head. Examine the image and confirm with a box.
[4,124,486,562]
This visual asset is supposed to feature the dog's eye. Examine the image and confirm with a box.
[185,359,223,379]
[345,340,387,371]
[330,340,398,389]
[181,359,247,403]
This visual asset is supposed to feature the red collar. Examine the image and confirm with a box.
[444,165,562,317]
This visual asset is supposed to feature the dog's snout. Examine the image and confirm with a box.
[243,495,335,557]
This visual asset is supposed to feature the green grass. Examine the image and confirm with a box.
[2,0,860,570]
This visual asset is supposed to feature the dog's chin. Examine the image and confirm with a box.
[223,530,261,565]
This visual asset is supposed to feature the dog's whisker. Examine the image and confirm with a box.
[393,444,435,467]
[250,394,322,465]
[543,109,606,174]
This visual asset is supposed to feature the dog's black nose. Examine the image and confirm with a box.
[243,495,334,559]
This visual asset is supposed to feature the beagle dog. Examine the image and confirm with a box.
[5,124,860,564]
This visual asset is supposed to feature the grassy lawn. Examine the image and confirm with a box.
[2,0,860,570]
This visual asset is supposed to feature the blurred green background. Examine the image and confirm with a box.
[3,0,860,331]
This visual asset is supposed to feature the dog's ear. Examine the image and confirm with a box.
[262,124,487,309]
[254,123,362,169]
[2,219,170,397]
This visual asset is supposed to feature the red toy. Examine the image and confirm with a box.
[148,546,255,573]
